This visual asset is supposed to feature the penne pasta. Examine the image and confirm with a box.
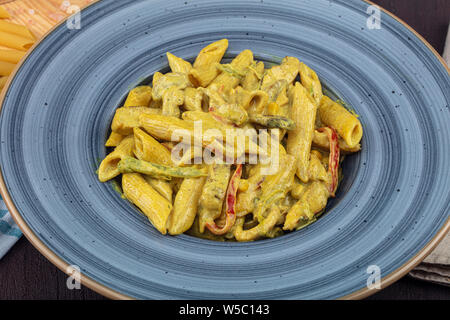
[105,132,124,147]
[189,39,229,87]
[97,39,363,241]
[0,49,26,64]
[318,96,363,148]
[133,127,173,166]
[198,164,231,233]
[124,86,152,107]
[0,61,15,76]
[111,106,161,135]
[0,30,35,51]
[98,136,134,182]
[168,175,207,235]
[0,7,11,19]
[209,49,254,91]
[167,52,192,74]
[286,82,317,183]
[0,20,35,40]
[143,176,173,202]
[299,62,323,105]
[0,76,7,90]
[122,173,173,234]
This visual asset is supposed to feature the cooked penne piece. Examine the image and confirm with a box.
[98,136,134,182]
[139,113,226,156]
[261,56,300,92]
[105,132,124,147]
[313,129,361,153]
[133,127,173,166]
[0,31,35,51]
[0,7,11,18]
[143,176,173,202]
[241,61,265,91]
[0,20,35,40]
[286,82,317,182]
[152,71,163,87]
[318,96,363,148]
[234,206,281,241]
[124,86,152,107]
[209,49,254,91]
[189,39,229,87]
[253,153,296,222]
[122,173,173,234]
[193,39,229,69]
[118,157,208,179]
[161,87,184,117]
[308,150,328,182]
[152,72,191,101]
[183,87,204,111]
[111,106,160,135]
[167,52,192,74]
[299,62,323,105]
[0,49,26,64]
[0,61,15,76]
[283,181,329,231]
[198,164,231,233]
[168,175,207,235]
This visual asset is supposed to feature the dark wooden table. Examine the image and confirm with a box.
[0,0,449,300]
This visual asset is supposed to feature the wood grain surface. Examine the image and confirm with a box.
[1,0,92,39]
[0,0,449,300]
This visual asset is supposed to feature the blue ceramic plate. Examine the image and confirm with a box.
[1,0,449,299]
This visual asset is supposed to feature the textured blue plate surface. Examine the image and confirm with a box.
[1,0,449,299]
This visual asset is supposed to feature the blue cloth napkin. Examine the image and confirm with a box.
[0,195,22,259]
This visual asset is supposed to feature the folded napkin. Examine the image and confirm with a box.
[409,24,450,287]
[0,195,22,259]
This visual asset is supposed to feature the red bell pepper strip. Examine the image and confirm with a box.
[206,164,243,235]
[317,127,340,197]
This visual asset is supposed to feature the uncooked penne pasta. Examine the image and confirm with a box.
[168,176,207,235]
[286,82,317,182]
[0,76,7,90]
[0,49,26,64]
[0,20,35,40]
[0,61,15,76]
[0,7,11,19]
[318,96,363,148]
[124,86,152,107]
[0,31,35,51]
[122,173,173,234]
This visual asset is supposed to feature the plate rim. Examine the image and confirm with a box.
[0,0,448,300]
